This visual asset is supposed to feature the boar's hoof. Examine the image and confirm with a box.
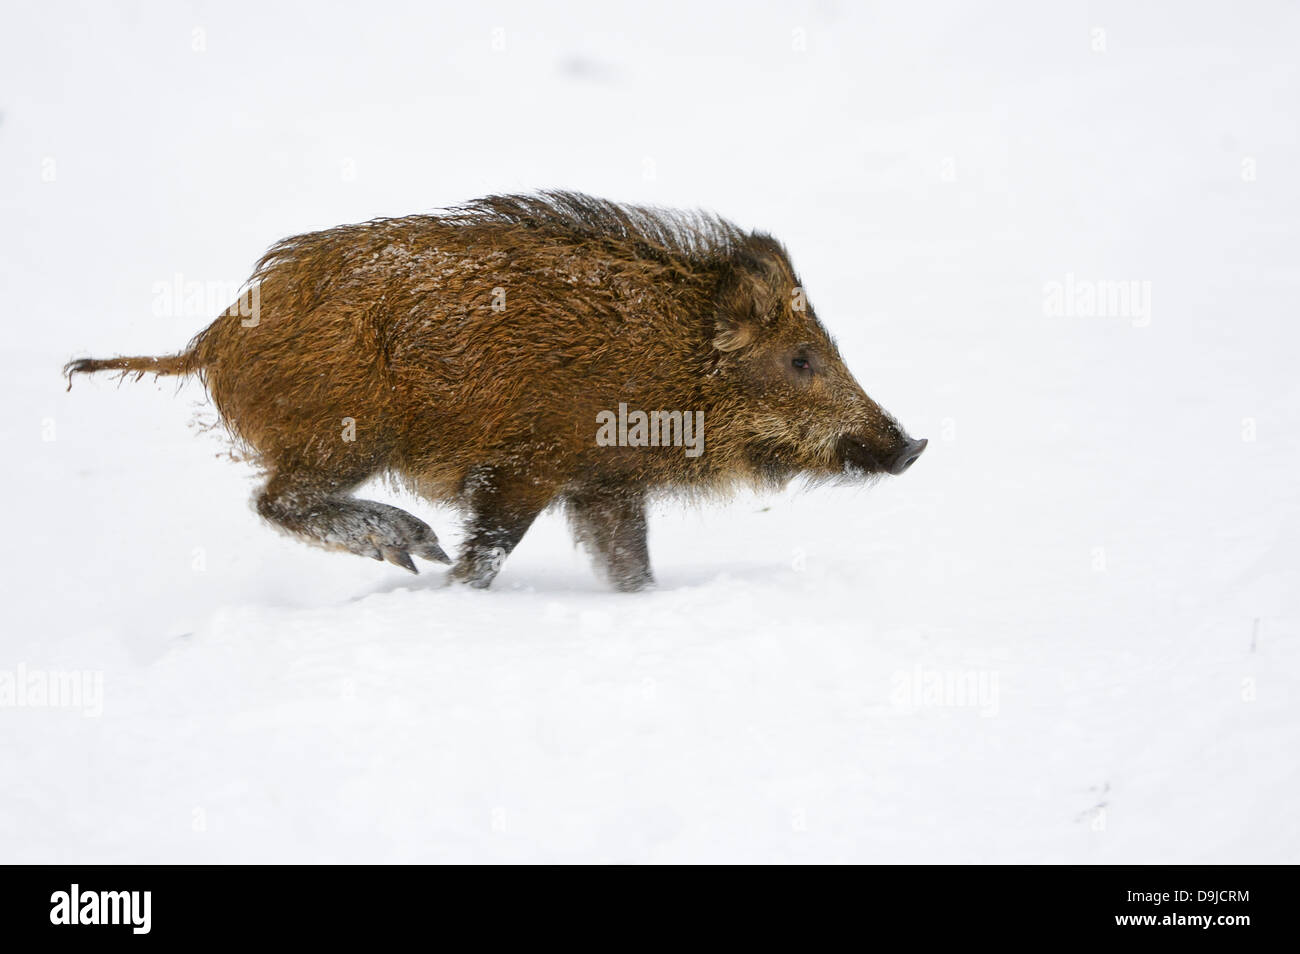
[337,504,451,573]
[447,546,508,589]
[380,546,418,574]
[610,570,655,593]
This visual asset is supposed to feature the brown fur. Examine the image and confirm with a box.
[65,192,924,589]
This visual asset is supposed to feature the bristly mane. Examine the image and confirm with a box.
[444,190,753,263]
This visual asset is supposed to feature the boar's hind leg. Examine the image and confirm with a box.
[256,470,450,574]
[449,467,555,589]
[567,488,654,592]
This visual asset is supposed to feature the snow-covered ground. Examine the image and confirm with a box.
[2,1,1297,862]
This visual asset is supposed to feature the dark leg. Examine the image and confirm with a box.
[257,469,449,573]
[449,467,554,588]
[567,487,654,592]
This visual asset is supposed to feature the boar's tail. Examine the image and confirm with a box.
[63,348,203,391]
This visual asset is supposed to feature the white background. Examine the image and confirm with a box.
[1,0,1296,862]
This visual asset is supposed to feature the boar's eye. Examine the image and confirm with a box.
[791,356,812,372]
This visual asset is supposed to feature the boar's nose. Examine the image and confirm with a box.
[888,437,927,475]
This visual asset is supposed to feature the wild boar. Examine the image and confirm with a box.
[65,192,926,590]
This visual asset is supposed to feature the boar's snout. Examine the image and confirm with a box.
[888,437,928,474]
[837,433,928,476]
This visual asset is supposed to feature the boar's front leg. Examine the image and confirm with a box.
[449,466,555,589]
[567,487,654,592]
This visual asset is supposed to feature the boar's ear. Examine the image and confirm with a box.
[713,315,755,352]
[712,277,764,352]
[712,248,786,353]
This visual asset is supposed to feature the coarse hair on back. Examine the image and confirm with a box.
[239,190,775,304]
[442,190,757,263]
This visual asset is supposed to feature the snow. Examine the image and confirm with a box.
[2,0,1298,862]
